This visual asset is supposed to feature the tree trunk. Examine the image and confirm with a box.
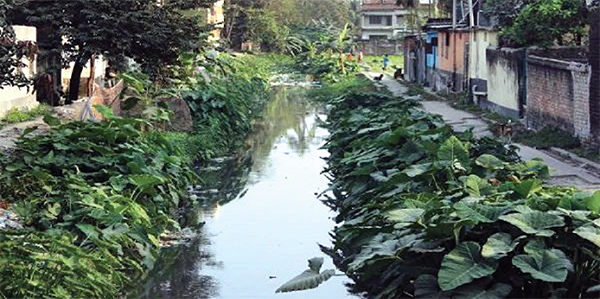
[66,54,90,104]
[590,5,600,137]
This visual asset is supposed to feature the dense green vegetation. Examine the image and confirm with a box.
[0,115,198,298]
[483,0,588,47]
[319,76,600,298]
[0,53,279,298]
[225,0,356,52]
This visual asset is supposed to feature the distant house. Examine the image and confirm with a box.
[359,0,409,41]
[358,0,438,54]
[404,1,498,96]
[0,26,39,118]
[207,0,224,43]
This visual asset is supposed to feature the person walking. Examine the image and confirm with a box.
[383,54,390,70]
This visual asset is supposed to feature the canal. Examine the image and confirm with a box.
[135,86,356,299]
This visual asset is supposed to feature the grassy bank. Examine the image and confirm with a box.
[0,54,284,298]
[319,76,600,298]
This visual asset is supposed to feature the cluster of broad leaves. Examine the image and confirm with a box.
[291,22,359,82]
[0,115,198,298]
[178,53,275,159]
[320,77,600,298]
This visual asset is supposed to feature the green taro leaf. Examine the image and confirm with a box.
[387,208,425,227]
[454,202,507,223]
[403,162,434,177]
[453,280,512,299]
[438,242,498,291]
[585,191,600,214]
[76,224,100,239]
[481,233,522,258]
[43,114,61,126]
[524,239,546,254]
[512,180,542,198]
[512,250,569,282]
[437,136,469,166]
[275,257,336,293]
[348,233,420,272]
[499,211,564,237]
[464,175,491,197]
[414,274,451,299]
[574,225,600,247]
[475,154,505,170]
[129,174,164,188]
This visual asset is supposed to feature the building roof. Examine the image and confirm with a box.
[423,18,453,29]
[361,0,402,11]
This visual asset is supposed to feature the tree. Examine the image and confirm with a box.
[225,0,353,51]
[0,0,35,89]
[12,0,216,104]
[482,0,534,27]
[485,0,587,47]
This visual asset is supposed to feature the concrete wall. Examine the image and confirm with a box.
[437,30,470,92]
[0,26,38,118]
[527,55,591,137]
[468,30,498,84]
[358,39,403,55]
[484,47,526,119]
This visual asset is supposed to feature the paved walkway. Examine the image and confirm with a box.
[366,72,600,191]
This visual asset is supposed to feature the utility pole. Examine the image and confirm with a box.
[589,0,600,139]
[467,0,474,27]
[452,0,456,28]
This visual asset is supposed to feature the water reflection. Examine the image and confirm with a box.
[133,86,354,299]
[246,86,326,181]
[134,233,220,299]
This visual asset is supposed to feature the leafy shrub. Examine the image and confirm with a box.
[0,115,198,298]
[515,126,581,149]
[320,80,600,298]
[182,72,271,156]
[0,104,51,126]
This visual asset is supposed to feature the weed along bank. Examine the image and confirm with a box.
[317,75,600,298]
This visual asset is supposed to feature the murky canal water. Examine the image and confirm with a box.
[135,86,356,299]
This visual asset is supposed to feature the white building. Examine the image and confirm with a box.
[359,0,438,41]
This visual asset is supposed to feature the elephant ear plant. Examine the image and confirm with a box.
[0,114,199,298]
[307,77,600,298]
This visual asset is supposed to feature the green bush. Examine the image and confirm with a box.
[321,79,600,298]
[182,69,271,157]
[0,104,51,126]
[515,126,581,149]
[0,115,198,298]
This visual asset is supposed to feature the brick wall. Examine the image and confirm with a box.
[526,55,591,137]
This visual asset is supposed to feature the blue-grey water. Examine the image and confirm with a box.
[135,87,356,299]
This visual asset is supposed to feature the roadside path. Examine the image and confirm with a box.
[366,72,600,191]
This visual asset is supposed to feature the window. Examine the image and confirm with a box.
[369,35,388,40]
[369,16,382,24]
[385,16,392,26]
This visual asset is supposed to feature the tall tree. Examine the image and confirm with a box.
[13,0,216,103]
[0,0,35,89]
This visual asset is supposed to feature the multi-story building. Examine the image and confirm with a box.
[359,0,438,41]
[359,0,408,41]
